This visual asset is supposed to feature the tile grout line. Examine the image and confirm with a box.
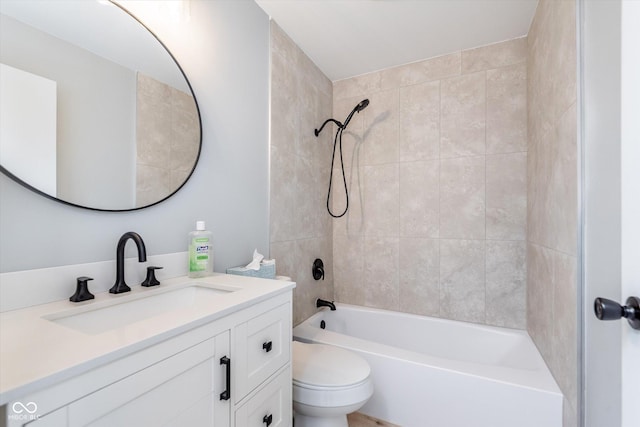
[437,75,443,319]
[484,69,489,324]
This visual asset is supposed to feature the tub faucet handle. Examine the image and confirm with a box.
[312,258,324,280]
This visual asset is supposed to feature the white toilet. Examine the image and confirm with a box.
[292,341,374,427]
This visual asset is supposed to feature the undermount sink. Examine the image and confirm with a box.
[44,284,235,335]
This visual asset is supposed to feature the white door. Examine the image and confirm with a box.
[619,3,640,426]
[582,1,640,426]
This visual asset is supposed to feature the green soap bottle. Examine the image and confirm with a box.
[188,220,213,278]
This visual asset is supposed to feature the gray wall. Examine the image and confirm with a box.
[0,0,270,273]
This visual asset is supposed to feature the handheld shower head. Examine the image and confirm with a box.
[314,99,370,136]
[355,99,370,112]
[342,99,369,130]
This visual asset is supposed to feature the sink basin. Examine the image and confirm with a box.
[45,284,233,335]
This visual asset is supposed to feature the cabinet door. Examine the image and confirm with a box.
[67,330,230,427]
[235,303,291,401]
[235,367,291,427]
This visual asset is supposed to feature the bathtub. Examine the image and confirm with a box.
[293,303,562,427]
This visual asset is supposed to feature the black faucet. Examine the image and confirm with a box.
[110,232,147,294]
[316,298,336,311]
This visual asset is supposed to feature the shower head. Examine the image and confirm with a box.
[342,99,369,130]
[355,99,369,112]
[314,99,370,137]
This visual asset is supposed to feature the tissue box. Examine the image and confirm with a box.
[226,261,276,279]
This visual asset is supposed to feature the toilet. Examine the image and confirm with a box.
[292,341,374,427]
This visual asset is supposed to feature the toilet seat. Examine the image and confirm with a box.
[292,341,371,387]
[293,378,374,409]
[292,341,373,410]
[293,377,370,391]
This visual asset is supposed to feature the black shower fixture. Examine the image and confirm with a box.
[314,99,369,136]
[314,99,370,218]
[342,99,369,130]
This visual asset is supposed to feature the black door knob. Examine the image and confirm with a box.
[594,296,640,330]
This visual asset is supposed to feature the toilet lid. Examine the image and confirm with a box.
[292,341,371,388]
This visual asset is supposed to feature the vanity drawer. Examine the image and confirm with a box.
[235,366,291,427]
[234,302,291,401]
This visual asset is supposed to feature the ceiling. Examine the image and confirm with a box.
[254,0,539,81]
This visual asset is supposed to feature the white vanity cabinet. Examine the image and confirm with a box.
[5,291,292,427]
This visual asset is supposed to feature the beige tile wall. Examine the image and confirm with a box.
[269,22,334,326]
[527,1,578,426]
[269,4,578,424]
[136,73,199,207]
[332,37,528,329]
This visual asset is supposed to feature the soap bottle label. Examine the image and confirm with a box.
[190,237,210,272]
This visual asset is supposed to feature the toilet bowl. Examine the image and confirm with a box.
[292,341,373,427]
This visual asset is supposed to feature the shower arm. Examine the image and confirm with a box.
[314,118,343,137]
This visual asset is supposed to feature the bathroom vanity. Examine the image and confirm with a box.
[0,274,294,427]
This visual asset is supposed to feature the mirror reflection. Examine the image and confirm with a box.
[0,0,201,211]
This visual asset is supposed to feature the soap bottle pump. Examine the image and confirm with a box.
[188,221,213,278]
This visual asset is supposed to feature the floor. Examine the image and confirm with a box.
[347,412,400,427]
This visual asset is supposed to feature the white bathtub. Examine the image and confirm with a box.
[293,303,562,427]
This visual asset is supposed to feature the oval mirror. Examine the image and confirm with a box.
[0,0,201,211]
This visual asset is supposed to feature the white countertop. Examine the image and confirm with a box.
[0,273,295,405]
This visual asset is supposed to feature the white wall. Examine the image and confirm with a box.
[0,0,270,273]
[582,1,622,426]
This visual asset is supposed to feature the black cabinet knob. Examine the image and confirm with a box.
[263,414,273,426]
[263,341,273,353]
[594,296,640,330]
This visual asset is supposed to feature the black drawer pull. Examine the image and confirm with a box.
[262,341,273,353]
[219,356,230,400]
[263,414,273,426]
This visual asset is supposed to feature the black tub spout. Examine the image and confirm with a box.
[316,298,336,311]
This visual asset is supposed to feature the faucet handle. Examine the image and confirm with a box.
[312,259,324,280]
[141,266,163,287]
[70,276,95,302]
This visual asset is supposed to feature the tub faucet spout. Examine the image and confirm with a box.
[316,298,336,311]
[110,232,147,294]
